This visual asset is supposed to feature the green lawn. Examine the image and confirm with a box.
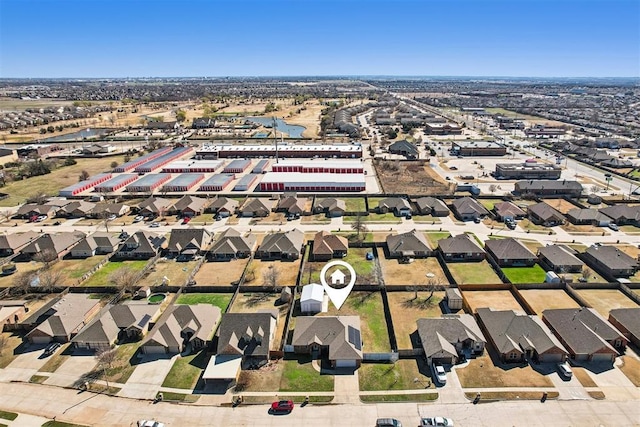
[81,260,148,287]
[358,359,433,391]
[41,422,87,427]
[480,199,502,211]
[344,198,366,212]
[448,261,503,285]
[302,248,375,285]
[424,232,451,248]
[103,342,139,384]
[344,213,402,223]
[360,393,438,402]
[501,264,547,284]
[334,231,383,244]
[176,293,232,311]
[162,350,207,389]
[279,357,334,392]
[0,411,17,421]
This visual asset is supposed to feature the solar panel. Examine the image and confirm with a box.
[347,326,362,350]
[137,314,152,328]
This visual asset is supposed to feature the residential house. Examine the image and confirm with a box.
[255,229,304,260]
[416,314,486,365]
[484,238,537,267]
[527,202,566,226]
[476,308,568,363]
[88,203,131,219]
[451,197,489,221]
[543,308,628,363]
[20,231,86,261]
[609,308,640,348]
[24,294,101,343]
[208,197,239,218]
[582,245,638,278]
[72,304,161,352]
[276,196,306,215]
[15,203,58,220]
[137,197,176,218]
[56,201,96,218]
[566,208,612,226]
[493,201,526,221]
[0,231,39,257]
[209,228,257,260]
[192,117,215,129]
[173,195,210,217]
[599,205,640,226]
[300,283,324,314]
[0,300,27,332]
[386,229,431,259]
[388,140,419,159]
[166,228,213,259]
[314,198,346,217]
[115,231,166,259]
[437,234,485,262]
[377,197,412,217]
[216,310,278,368]
[141,304,221,354]
[292,316,363,368]
[311,231,348,261]
[70,232,120,258]
[537,245,584,273]
[239,198,275,217]
[414,197,450,216]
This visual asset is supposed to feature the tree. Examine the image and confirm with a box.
[38,268,64,291]
[581,267,592,281]
[26,193,48,204]
[244,263,256,283]
[33,248,57,269]
[262,265,280,290]
[108,267,139,295]
[95,348,118,388]
[12,271,35,295]
[351,214,368,241]
[489,184,497,194]
[175,109,186,122]
[110,161,118,169]
[79,170,90,182]
[590,185,601,194]
[0,334,7,357]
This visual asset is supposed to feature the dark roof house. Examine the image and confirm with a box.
[209,228,257,260]
[386,229,431,259]
[537,245,584,273]
[292,316,363,368]
[451,197,489,221]
[115,231,166,259]
[256,229,304,260]
[527,202,565,226]
[417,314,486,365]
[312,231,348,261]
[437,234,485,262]
[167,228,213,257]
[583,245,638,279]
[415,197,450,216]
[216,311,278,368]
[609,308,640,347]
[484,238,537,267]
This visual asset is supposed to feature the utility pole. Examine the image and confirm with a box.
[272,116,279,164]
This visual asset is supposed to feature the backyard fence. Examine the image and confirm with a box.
[363,352,399,363]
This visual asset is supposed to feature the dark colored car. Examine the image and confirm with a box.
[270,400,294,413]
[43,342,61,357]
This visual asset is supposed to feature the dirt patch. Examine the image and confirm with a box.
[244,259,302,287]
[464,290,524,313]
[575,289,639,317]
[518,289,580,315]
[235,360,283,392]
[572,367,597,387]
[138,259,199,287]
[373,160,454,195]
[387,291,446,349]
[456,352,553,388]
[193,259,249,285]
[379,257,448,286]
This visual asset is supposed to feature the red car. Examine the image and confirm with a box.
[270,400,294,413]
[182,216,191,224]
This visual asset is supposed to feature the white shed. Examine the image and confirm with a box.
[300,283,324,314]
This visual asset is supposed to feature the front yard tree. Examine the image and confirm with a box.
[96,348,118,388]
[351,214,368,241]
[33,248,57,269]
[489,184,497,194]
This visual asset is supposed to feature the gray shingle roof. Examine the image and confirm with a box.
[210,228,256,256]
[217,311,277,357]
[257,229,304,256]
[386,229,431,255]
[452,197,489,216]
[538,245,584,269]
[438,234,484,255]
[167,228,211,253]
[609,308,640,341]
[585,245,638,271]
[292,316,363,360]
[528,202,565,222]
[417,315,486,359]
[484,238,535,261]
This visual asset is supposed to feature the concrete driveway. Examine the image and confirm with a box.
[45,353,98,388]
[118,354,177,400]
[548,369,589,400]
[0,343,49,382]
[586,363,640,400]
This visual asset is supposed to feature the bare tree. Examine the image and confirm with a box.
[33,248,57,269]
[95,348,118,388]
[78,170,90,182]
[12,271,35,295]
[351,214,368,241]
[0,210,13,222]
[581,267,592,282]
[108,267,139,295]
[489,184,497,194]
[38,268,64,291]
[262,265,280,290]
[0,334,7,356]
[590,185,600,194]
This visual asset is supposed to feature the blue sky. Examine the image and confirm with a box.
[0,0,638,78]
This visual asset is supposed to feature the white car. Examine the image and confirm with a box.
[432,364,447,384]
[608,223,619,231]
[149,222,160,228]
[133,215,145,222]
[557,361,573,378]
[107,214,117,221]
[138,421,165,427]
[420,417,454,427]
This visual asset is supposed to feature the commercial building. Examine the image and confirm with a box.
[424,122,463,135]
[161,159,224,173]
[59,173,112,197]
[495,162,562,180]
[162,173,204,192]
[223,159,252,174]
[196,143,363,159]
[113,147,172,172]
[451,141,507,156]
[199,174,234,192]
[259,172,365,192]
[134,147,193,173]
[94,174,138,193]
[233,174,260,191]
[252,159,270,173]
[272,159,363,174]
[126,174,172,193]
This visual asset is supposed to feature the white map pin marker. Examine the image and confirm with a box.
[320,260,356,310]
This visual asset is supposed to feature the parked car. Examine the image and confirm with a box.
[420,417,454,426]
[182,216,191,224]
[133,215,145,223]
[375,418,402,427]
[557,361,573,379]
[36,215,48,222]
[270,400,294,413]
[107,214,117,221]
[473,217,482,224]
[43,342,61,357]
[137,421,165,427]
[432,363,447,385]
[149,222,160,228]
[608,223,619,231]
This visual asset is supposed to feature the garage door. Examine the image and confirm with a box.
[591,353,614,363]
[431,357,454,365]
[143,345,166,354]
[31,336,52,345]
[335,359,357,368]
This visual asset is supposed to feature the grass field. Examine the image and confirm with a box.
[0,155,128,207]
[319,291,390,352]
[81,260,148,287]
[359,359,434,391]
[575,289,639,317]
[138,259,199,287]
[379,257,448,286]
[103,342,140,384]
[161,350,207,389]
[387,291,446,349]
[456,353,553,388]
[334,231,387,244]
[344,198,366,212]
[518,289,580,315]
[501,264,547,284]
[193,258,249,286]
[424,232,451,248]
[280,356,334,392]
[344,213,402,224]
[300,214,331,224]
[301,248,376,285]
[47,255,110,286]
[176,293,232,311]
[448,261,502,285]
[244,259,301,287]
[0,333,22,368]
[464,290,524,313]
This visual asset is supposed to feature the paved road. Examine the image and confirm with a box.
[0,382,639,427]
